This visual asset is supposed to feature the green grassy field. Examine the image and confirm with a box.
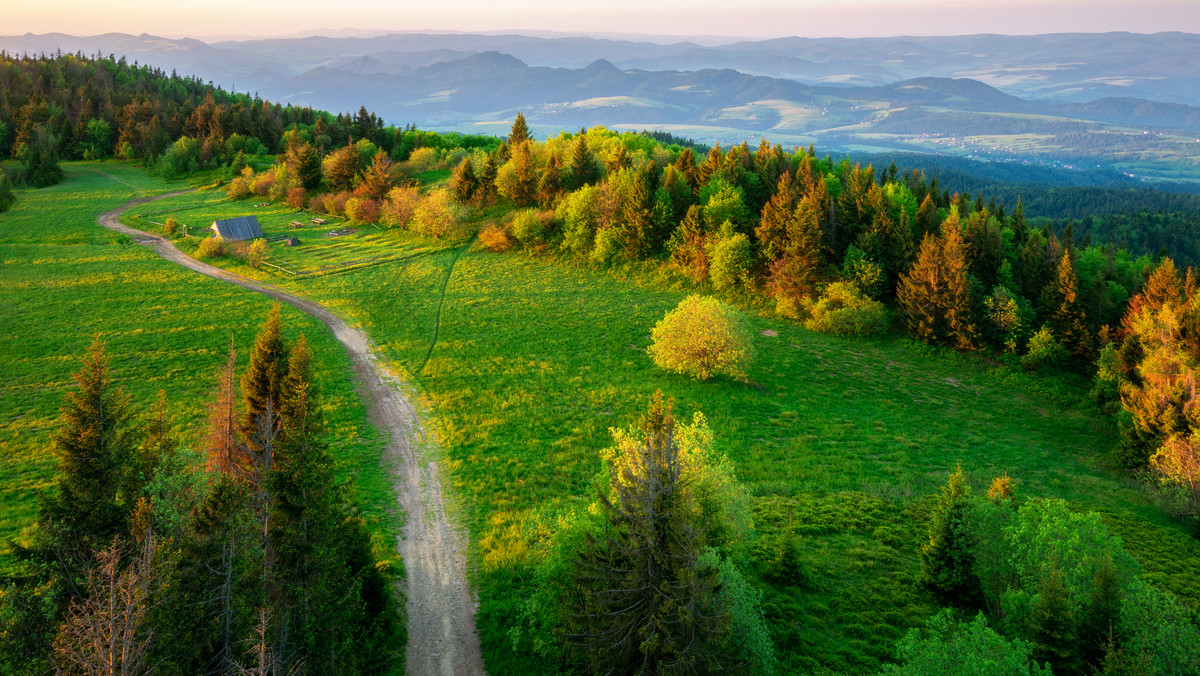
[129,181,1200,672]
[0,164,398,586]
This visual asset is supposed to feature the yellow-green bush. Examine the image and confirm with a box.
[648,295,753,381]
[197,235,226,259]
[804,282,889,336]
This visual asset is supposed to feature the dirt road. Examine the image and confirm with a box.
[98,192,485,675]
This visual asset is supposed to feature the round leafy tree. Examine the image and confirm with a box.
[648,295,753,381]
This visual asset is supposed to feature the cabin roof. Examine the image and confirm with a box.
[210,216,263,241]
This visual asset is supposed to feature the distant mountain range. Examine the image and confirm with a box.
[5,31,1199,105]
[4,31,1200,182]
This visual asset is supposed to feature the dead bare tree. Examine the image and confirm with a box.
[229,608,303,676]
[51,534,159,676]
[206,339,248,479]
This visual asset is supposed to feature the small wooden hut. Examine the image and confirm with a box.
[210,216,264,241]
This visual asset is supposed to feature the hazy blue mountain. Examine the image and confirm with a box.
[5,31,1199,105]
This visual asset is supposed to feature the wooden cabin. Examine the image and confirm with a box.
[209,216,264,241]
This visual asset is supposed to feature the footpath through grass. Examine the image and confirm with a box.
[131,182,1200,673]
[0,164,395,585]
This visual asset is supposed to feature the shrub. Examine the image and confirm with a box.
[1021,326,1068,371]
[225,176,253,200]
[308,195,326,214]
[354,198,380,224]
[251,171,274,197]
[589,227,623,265]
[478,223,514,252]
[380,185,421,229]
[411,189,463,239]
[1118,578,1200,674]
[648,295,753,381]
[162,217,181,236]
[555,185,599,255]
[343,198,364,224]
[197,236,226,259]
[880,610,1051,676]
[286,187,308,211]
[706,223,754,291]
[804,282,889,336]
[406,147,439,174]
[510,209,546,246]
[841,245,884,299]
[322,191,351,217]
[157,136,200,179]
[246,239,269,268]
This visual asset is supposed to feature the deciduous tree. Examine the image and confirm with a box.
[648,295,753,381]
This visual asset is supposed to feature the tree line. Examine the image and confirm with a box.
[0,53,499,188]
[0,307,402,674]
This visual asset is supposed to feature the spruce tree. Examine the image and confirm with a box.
[269,334,400,669]
[648,187,674,254]
[573,393,730,673]
[137,390,176,493]
[568,134,598,189]
[898,233,947,345]
[672,147,698,192]
[897,214,977,349]
[536,153,563,208]
[920,466,979,604]
[915,193,940,239]
[240,304,289,448]
[755,171,797,262]
[205,339,244,477]
[769,200,824,315]
[617,163,653,258]
[477,152,500,206]
[662,164,694,221]
[22,127,63,188]
[667,204,709,283]
[509,111,531,146]
[942,218,978,350]
[506,140,538,207]
[450,156,478,204]
[360,149,394,199]
[268,334,336,657]
[1029,564,1080,672]
[41,334,140,558]
[1044,250,1091,359]
[292,144,322,191]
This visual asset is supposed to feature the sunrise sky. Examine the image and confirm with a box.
[7,0,1200,40]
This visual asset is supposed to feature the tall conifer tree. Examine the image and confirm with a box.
[42,335,139,557]
[240,304,289,448]
[1044,250,1091,359]
[568,134,598,189]
[756,171,797,261]
[508,111,531,146]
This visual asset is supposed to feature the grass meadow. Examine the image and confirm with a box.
[132,183,1200,672]
[0,164,398,588]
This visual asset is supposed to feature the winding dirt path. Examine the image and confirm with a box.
[98,190,485,675]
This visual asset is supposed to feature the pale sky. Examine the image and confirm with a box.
[7,0,1200,40]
